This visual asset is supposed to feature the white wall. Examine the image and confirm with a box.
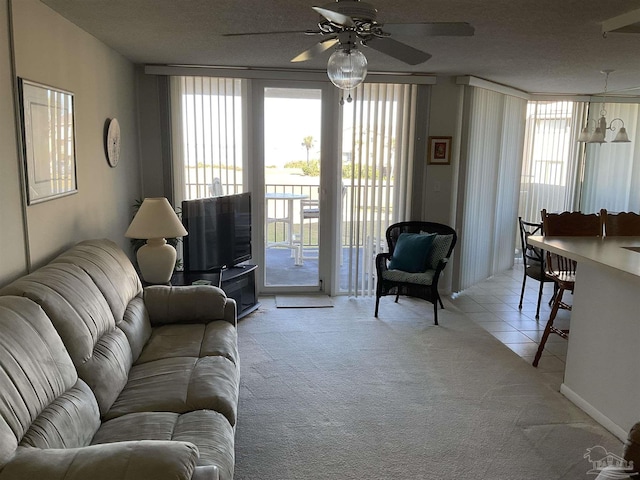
[0,0,141,284]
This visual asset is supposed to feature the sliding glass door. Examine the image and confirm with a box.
[251,81,340,294]
[262,86,323,289]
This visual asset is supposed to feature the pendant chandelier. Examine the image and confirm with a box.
[578,70,631,144]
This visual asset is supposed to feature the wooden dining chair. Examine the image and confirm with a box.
[532,210,601,367]
[600,209,640,236]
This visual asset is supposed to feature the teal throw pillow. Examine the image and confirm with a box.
[388,233,436,273]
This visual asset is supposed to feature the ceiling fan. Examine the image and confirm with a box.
[224,0,474,93]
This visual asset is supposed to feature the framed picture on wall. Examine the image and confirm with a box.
[19,78,77,205]
[427,136,452,165]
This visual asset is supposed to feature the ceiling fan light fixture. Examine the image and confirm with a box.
[326,48,368,90]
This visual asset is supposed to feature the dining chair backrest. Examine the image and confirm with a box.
[600,209,640,236]
[518,218,544,266]
[540,209,602,237]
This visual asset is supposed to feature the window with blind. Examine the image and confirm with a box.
[453,87,527,291]
[518,100,586,224]
[170,76,246,205]
[340,83,418,296]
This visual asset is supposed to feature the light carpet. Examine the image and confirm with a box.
[234,296,622,480]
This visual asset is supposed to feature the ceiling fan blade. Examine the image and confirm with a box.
[291,37,339,63]
[312,6,356,27]
[364,37,432,65]
[223,30,317,37]
[383,22,474,37]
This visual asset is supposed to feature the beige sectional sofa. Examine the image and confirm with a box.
[0,239,239,480]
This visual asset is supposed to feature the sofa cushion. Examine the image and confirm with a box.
[0,263,118,364]
[136,321,239,366]
[120,296,152,362]
[92,410,235,480]
[50,239,143,322]
[104,356,239,426]
[21,380,100,449]
[0,297,100,466]
[0,263,133,416]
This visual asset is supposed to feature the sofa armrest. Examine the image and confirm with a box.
[0,441,203,480]
[144,285,237,327]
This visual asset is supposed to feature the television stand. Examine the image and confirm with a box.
[172,265,259,319]
[221,265,259,319]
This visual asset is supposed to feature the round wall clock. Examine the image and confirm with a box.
[106,118,121,168]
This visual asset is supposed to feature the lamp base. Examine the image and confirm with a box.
[136,238,176,284]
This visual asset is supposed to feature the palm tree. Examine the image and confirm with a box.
[301,136,315,165]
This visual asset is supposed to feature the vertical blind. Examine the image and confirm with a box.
[341,83,418,296]
[454,87,527,291]
[518,100,586,224]
[171,76,245,206]
[580,102,640,213]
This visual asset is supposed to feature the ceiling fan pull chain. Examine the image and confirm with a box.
[338,92,354,106]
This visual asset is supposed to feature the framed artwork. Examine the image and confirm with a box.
[427,136,452,165]
[19,78,77,205]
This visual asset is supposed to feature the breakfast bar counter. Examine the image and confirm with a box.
[528,235,640,441]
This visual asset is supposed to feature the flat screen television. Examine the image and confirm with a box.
[181,192,251,271]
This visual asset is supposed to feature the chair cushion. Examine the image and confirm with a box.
[382,269,436,286]
[388,233,436,273]
[423,233,454,270]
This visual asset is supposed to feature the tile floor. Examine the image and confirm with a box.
[448,263,571,378]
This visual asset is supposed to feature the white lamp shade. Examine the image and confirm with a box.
[125,197,187,239]
[578,127,591,142]
[613,127,631,143]
[327,49,368,90]
[587,127,606,144]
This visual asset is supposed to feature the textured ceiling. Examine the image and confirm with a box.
[40,0,640,95]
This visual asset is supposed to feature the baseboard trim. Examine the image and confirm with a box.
[560,383,627,442]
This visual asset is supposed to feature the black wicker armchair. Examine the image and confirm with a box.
[374,221,457,325]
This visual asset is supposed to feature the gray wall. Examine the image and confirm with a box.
[0,0,26,284]
[424,77,463,227]
[0,0,141,285]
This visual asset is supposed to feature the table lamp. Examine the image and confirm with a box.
[125,197,187,284]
